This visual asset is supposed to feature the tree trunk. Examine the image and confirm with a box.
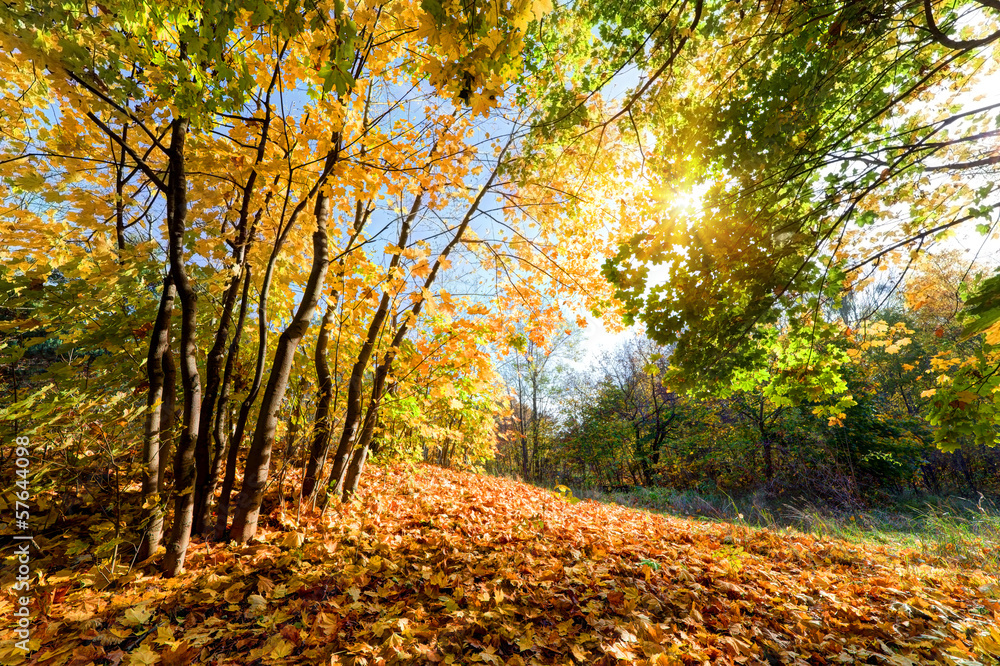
[229,176,332,543]
[531,368,540,483]
[157,318,177,494]
[370,385,395,458]
[214,183,309,540]
[762,437,774,481]
[214,264,271,540]
[328,303,384,497]
[302,301,335,498]
[163,117,203,577]
[136,272,174,562]
[209,72,286,541]
[515,359,529,481]
[114,125,129,251]
[208,266,252,535]
[191,261,244,534]
[340,356,392,501]
[520,431,529,482]
[637,430,653,486]
[340,414,374,502]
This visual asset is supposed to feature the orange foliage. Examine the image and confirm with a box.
[4,465,998,665]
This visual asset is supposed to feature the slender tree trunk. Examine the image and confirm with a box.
[137,273,174,561]
[199,265,255,533]
[636,429,653,486]
[327,299,386,497]
[192,263,244,534]
[531,369,540,481]
[157,325,177,494]
[302,301,335,498]
[762,437,774,481]
[341,436,371,501]
[208,62,285,540]
[208,267,251,536]
[648,433,665,484]
[114,125,128,252]
[163,117,203,577]
[214,265,270,540]
[215,178,308,540]
[520,431,529,482]
[215,264,276,538]
[229,179,332,543]
[301,201,367,500]
[340,356,391,501]
[369,389,393,457]
[515,361,529,481]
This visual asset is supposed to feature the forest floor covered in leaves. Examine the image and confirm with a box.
[3,463,1000,666]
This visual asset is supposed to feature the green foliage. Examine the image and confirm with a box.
[526,0,999,386]
[961,270,1000,339]
[725,321,856,422]
[825,367,927,489]
[316,9,359,96]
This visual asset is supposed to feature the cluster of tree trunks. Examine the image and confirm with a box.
[113,108,513,575]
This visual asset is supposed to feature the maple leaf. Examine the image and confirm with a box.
[268,639,294,659]
[125,645,160,666]
[122,606,152,627]
[245,594,268,619]
[281,531,306,548]
[160,643,199,666]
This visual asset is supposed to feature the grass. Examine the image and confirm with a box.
[567,484,1000,574]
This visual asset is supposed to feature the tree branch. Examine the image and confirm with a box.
[923,0,1000,49]
[85,112,167,192]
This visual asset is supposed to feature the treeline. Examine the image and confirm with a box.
[492,258,1000,504]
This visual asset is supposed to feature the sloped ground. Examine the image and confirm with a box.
[2,463,999,665]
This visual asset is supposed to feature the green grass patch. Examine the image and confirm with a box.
[571,485,1000,574]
